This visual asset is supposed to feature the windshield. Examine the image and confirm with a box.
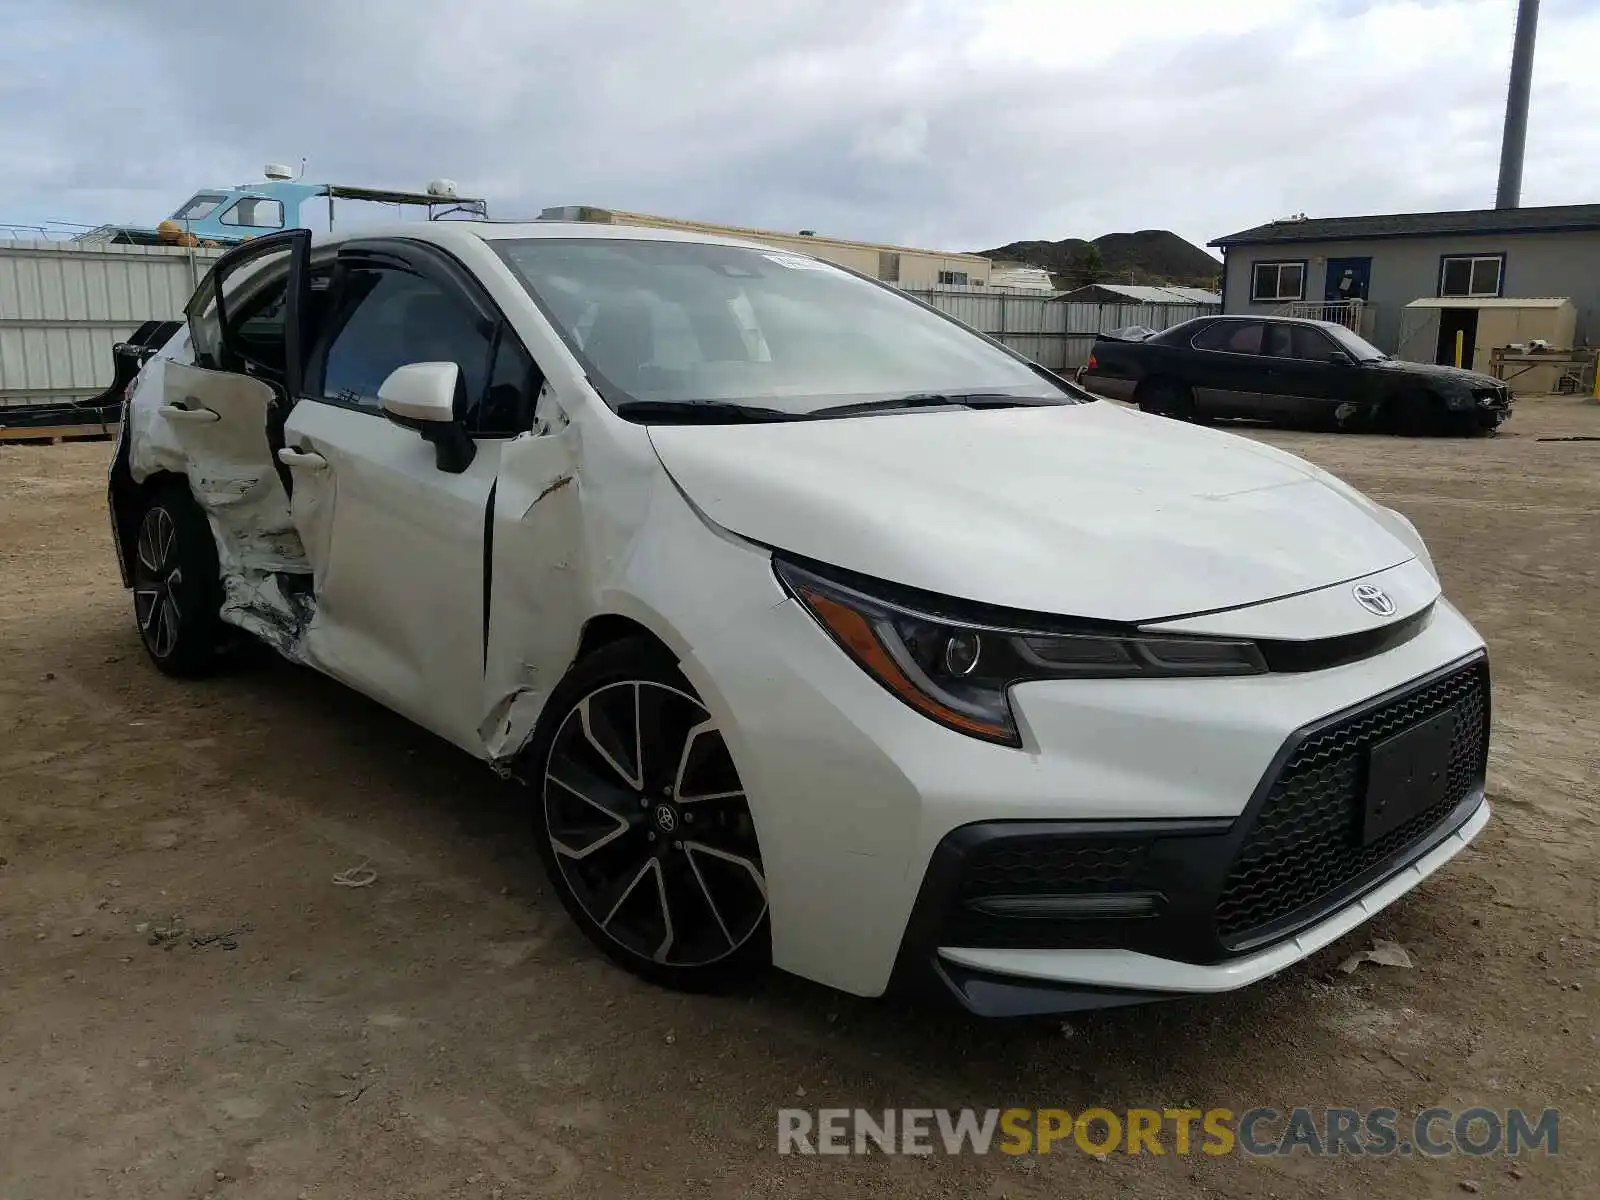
[172,192,227,221]
[1323,323,1387,361]
[492,238,1079,416]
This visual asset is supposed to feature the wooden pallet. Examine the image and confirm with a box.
[0,421,119,445]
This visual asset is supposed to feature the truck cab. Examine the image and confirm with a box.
[81,166,488,248]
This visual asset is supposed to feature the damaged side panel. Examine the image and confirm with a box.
[129,356,316,659]
[479,426,584,763]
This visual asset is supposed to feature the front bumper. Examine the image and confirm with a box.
[671,528,1490,1002]
[1463,384,1513,427]
[886,652,1490,1015]
[925,797,1488,1015]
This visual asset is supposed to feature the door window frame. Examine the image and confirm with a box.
[1261,321,1296,359]
[184,228,311,398]
[1191,318,1267,355]
[304,237,542,438]
[1284,322,1344,362]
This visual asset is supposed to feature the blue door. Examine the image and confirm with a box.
[1324,257,1372,303]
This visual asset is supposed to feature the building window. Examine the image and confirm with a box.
[1439,254,1503,298]
[938,270,969,286]
[1250,261,1305,302]
[877,252,901,283]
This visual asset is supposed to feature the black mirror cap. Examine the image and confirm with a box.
[422,420,477,474]
[385,407,477,474]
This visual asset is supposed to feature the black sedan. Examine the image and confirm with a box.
[1080,315,1512,435]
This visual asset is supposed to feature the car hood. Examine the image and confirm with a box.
[647,402,1415,623]
[1368,358,1500,389]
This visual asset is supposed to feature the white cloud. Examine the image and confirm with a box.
[2,0,1597,252]
[853,111,931,165]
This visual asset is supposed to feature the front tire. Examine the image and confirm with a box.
[1392,390,1446,437]
[130,483,228,676]
[525,637,770,992]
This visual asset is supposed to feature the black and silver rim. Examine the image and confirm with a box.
[543,680,766,968]
[133,506,182,660]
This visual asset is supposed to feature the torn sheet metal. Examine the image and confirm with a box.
[478,427,583,763]
[128,354,314,658]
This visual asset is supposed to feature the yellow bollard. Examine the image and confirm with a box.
[1454,330,1465,369]
[1593,350,1600,398]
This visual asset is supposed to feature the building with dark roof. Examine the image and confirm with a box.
[1209,203,1600,364]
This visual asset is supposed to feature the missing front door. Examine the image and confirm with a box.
[1436,308,1478,369]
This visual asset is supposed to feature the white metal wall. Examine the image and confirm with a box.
[902,286,1217,369]
[0,246,1214,405]
[0,241,222,406]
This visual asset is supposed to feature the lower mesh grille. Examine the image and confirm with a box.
[1215,659,1488,943]
[960,839,1149,896]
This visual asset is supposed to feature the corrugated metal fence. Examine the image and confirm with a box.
[0,240,223,406]
[902,286,1217,370]
[0,246,1217,407]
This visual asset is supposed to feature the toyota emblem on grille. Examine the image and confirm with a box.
[1352,583,1396,617]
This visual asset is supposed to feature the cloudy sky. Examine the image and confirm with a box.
[3,0,1597,254]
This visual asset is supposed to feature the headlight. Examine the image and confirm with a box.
[774,558,1266,746]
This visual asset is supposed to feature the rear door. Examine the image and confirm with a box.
[1186,320,1268,417]
[280,238,542,751]
[157,231,316,635]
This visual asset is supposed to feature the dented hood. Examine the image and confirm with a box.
[647,402,1414,623]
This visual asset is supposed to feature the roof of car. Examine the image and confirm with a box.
[313,219,780,253]
[1191,314,1347,331]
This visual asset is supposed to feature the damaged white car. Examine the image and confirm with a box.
[108,223,1491,1015]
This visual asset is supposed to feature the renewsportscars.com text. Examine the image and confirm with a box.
[777,1106,1559,1158]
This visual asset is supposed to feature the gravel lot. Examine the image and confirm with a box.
[2,397,1596,1199]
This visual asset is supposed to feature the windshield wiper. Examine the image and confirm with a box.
[614,400,795,424]
[805,392,1054,419]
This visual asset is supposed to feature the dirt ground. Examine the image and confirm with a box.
[1,397,1596,1200]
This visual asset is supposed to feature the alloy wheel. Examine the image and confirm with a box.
[543,680,766,968]
[133,506,183,660]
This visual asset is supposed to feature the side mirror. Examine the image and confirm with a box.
[377,362,476,474]
[379,362,459,423]
[1327,350,1353,366]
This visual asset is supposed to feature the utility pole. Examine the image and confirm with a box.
[1495,0,1540,210]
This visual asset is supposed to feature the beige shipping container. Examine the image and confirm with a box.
[538,206,991,289]
[1400,296,1577,390]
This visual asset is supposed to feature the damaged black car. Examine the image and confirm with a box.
[1081,315,1512,435]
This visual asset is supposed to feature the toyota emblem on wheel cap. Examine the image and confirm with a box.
[1352,583,1396,616]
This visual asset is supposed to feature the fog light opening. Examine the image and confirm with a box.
[967,892,1165,919]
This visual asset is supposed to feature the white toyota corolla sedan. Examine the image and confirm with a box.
[107,221,1490,1015]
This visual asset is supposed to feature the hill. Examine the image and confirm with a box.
[980,230,1222,290]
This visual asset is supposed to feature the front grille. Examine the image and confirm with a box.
[1215,659,1488,943]
[960,839,1149,896]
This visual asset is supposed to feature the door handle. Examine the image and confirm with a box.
[161,403,219,423]
[276,447,327,470]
